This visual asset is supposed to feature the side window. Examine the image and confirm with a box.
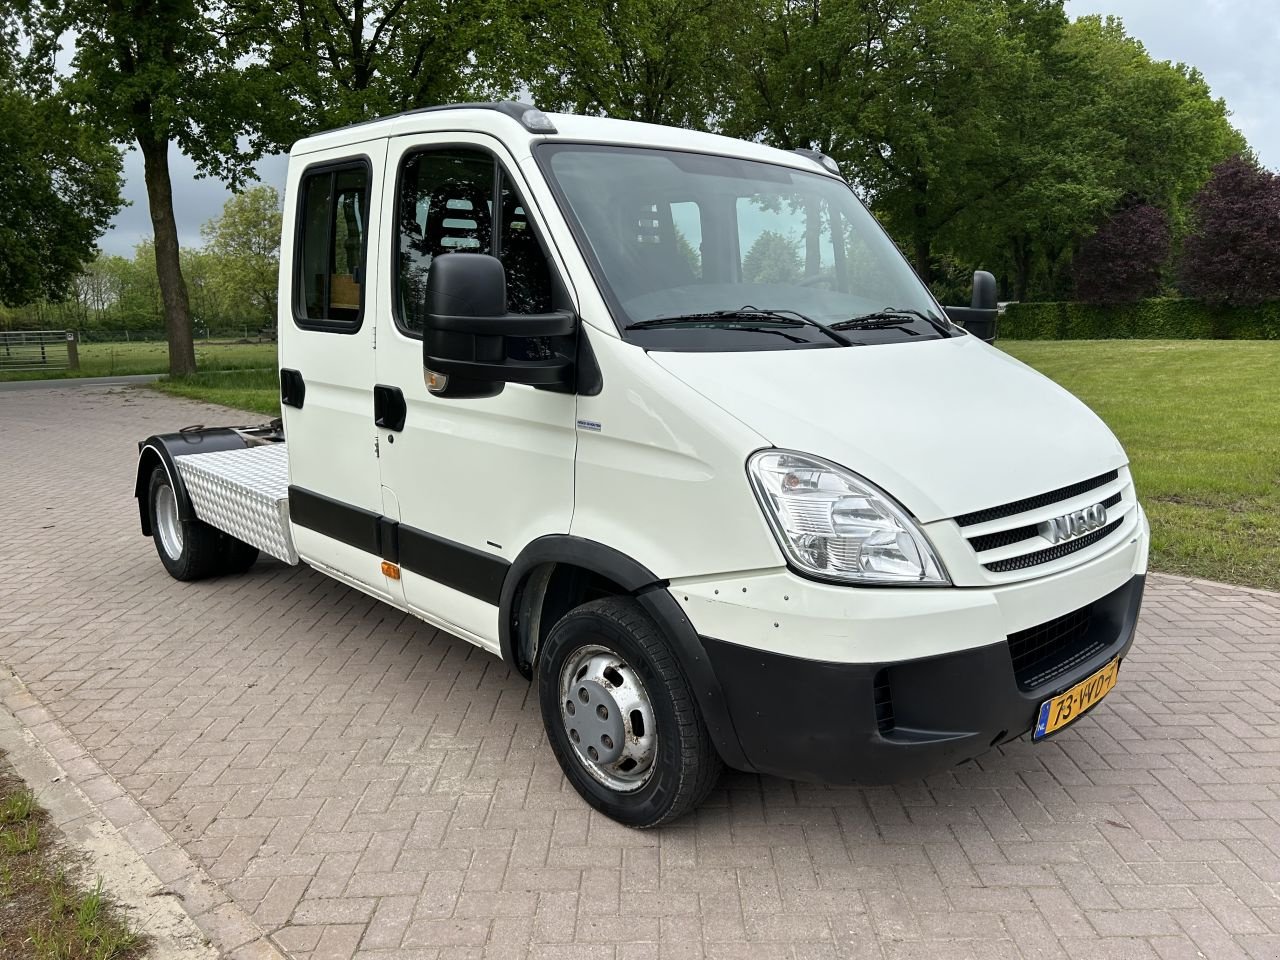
[295,164,369,329]
[396,148,554,334]
[499,174,553,315]
[669,201,703,280]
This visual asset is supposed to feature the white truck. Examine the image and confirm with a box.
[135,102,1148,827]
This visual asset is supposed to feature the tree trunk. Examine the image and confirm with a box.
[139,136,197,376]
[913,235,933,287]
[1012,237,1033,302]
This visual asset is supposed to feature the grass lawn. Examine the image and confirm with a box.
[143,339,1280,592]
[150,366,281,417]
[0,751,145,960]
[1001,340,1280,592]
[0,339,276,381]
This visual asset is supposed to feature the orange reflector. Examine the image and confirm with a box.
[381,561,401,580]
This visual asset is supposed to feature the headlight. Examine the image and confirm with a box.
[748,450,949,585]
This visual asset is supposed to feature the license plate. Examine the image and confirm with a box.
[1033,658,1120,741]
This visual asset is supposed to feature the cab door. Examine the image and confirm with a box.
[280,140,402,602]
[372,134,578,649]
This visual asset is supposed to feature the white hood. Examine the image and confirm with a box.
[650,334,1127,524]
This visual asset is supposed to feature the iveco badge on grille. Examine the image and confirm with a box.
[1038,503,1108,544]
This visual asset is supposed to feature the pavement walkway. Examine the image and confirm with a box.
[2,383,1279,960]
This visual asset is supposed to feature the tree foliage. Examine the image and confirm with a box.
[743,230,801,284]
[519,0,730,126]
[1072,205,1171,304]
[2,0,1263,329]
[1179,156,1280,306]
[242,0,519,145]
[717,4,1242,299]
[200,186,283,331]
[0,45,123,306]
[15,0,269,374]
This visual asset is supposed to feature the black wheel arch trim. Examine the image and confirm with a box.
[134,428,253,536]
[499,535,750,770]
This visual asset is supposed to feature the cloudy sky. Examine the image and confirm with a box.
[97,0,1280,256]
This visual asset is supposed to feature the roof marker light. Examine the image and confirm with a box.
[792,148,842,176]
[521,108,558,134]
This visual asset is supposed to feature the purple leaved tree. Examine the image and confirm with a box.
[1073,205,1171,304]
[1180,156,1280,305]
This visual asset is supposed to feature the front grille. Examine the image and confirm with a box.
[1008,604,1105,690]
[956,470,1119,528]
[984,518,1122,572]
[969,491,1123,554]
[872,669,895,734]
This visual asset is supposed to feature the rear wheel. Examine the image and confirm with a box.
[537,596,722,827]
[148,466,258,581]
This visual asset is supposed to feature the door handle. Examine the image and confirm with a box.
[280,368,305,409]
[373,384,407,432]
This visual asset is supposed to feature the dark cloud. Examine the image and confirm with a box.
[101,2,1277,253]
[100,149,288,256]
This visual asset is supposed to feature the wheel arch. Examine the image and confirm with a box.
[134,428,251,535]
[499,535,750,770]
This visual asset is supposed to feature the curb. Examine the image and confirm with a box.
[0,374,164,391]
[0,671,287,960]
[1148,570,1280,602]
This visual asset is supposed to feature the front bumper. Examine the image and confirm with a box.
[673,514,1150,784]
[699,573,1143,783]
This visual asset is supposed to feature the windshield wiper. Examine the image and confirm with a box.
[832,308,952,337]
[628,308,859,347]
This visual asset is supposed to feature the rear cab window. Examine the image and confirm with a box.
[294,162,371,332]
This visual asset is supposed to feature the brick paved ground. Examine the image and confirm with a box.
[2,384,1280,960]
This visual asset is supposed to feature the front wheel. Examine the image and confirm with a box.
[537,596,722,827]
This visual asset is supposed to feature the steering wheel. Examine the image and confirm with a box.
[799,274,835,289]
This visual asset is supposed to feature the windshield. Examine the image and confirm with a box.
[538,144,949,350]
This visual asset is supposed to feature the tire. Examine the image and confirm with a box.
[537,596,722,827]
[147,466,259,581]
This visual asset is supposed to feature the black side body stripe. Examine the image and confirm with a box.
[399,525,509,607]
[288,486,381,556]
[287,485,509,605]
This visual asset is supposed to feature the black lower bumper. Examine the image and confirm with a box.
[701,574,1145,784]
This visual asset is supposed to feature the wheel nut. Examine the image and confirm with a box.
[570,729,580,743]
[587,746,599,761]
[601,735,613,750]
[597,705,608,720]
[565,701,575,716]
[578,687,589,703]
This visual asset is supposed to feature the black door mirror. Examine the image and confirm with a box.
[971,269,997,311]
[423,253,576,398]
[943,270,999,343]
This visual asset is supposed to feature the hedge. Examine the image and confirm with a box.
[999,298,1280,340]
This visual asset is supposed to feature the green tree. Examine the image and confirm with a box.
[17,0,269,374]
[743,230,801,284]
[723,0,1065,286]
[242,0,519,143]
[960,15,1245,300]
[0,31,122,306]
[200,186,283,333]
[519,0,732,126]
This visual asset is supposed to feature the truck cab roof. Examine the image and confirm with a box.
[288,101,833,177]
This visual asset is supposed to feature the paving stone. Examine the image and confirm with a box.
[3,385,1280,957]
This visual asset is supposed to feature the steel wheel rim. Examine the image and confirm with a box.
[559,643,657,793]
[154,483,183,560]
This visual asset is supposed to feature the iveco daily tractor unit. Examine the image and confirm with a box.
[135,103,1148,826]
